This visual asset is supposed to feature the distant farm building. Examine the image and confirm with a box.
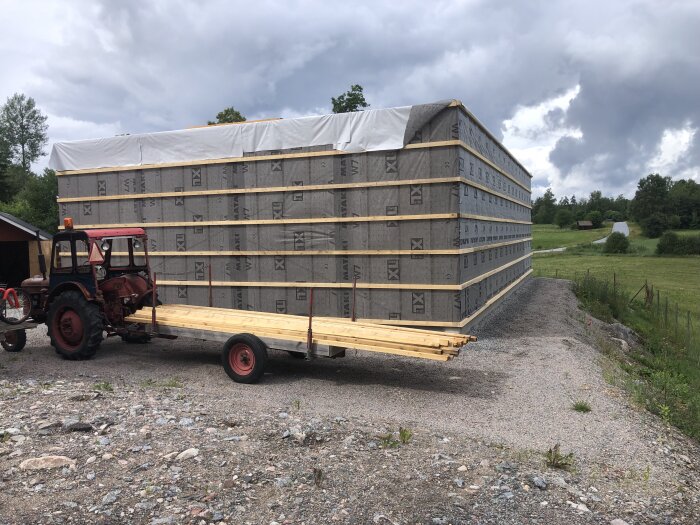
[576,220,593,230]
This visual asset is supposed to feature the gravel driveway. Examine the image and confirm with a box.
[1,278,698,524]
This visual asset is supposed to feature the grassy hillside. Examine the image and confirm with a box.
[533,253,700,317]
[532,224,611,250]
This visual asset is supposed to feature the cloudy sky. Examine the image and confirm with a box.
[1,0,699,199]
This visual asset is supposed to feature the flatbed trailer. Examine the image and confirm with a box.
[126,303,474,384]
[0,320,38,353]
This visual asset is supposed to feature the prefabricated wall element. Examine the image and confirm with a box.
[52,100,532,330]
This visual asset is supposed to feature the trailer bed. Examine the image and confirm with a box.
[126,304,472,361]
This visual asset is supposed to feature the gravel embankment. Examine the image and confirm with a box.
[1,278,698,524]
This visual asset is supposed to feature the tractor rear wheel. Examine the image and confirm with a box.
[47,291,103,360]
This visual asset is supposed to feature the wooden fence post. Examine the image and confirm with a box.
[675,303,679,339]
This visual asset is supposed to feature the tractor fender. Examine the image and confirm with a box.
[48,282,95,304]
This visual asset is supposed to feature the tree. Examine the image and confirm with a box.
[603,232,630,254]
[332,84,369,113]
[554,208,574,229]
[208,107,246,125]
[0,93,49,171]
[640,212,668,238]
[667,179,700,228]
[629,173,671,222]
[532,188,557,224]
[0,136,12,202]
[585,210,603,228]
[0,168,59,233]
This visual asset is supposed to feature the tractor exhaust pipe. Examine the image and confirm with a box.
[35,230,46,279]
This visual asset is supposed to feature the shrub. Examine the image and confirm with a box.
[585,210,603,228]
[555,209,574,229]
[640,212,668,238]
[657,232,680,254]
[606,210,623,222]
[603,231,630,254]
[545,444,575,470]
[572,400,592,413]
[657,232,700,255]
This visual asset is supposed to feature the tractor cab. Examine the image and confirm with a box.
[21,219,156,359]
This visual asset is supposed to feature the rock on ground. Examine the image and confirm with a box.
[1,278,699,524]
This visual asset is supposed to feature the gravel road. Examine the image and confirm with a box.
[1,278,698,524]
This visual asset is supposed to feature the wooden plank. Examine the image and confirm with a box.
[63,213,530,231]
[55,138,532,191]
[129,304,468,350]
[447,100,533,180]
[136,307,454,349]
[458,269,533,327]
[56,175,532,209]
[327,270,533,328]
[153,253,531,292]
[144,311,447,350]
[87,237,532,258]
[159,304,470,346]
[458,254,531,290]
[127,314,452,361]
[63,213,459,230]
[57,177,461,203]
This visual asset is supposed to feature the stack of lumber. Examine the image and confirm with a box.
[126,304,474,361]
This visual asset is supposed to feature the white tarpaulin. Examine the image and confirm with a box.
[49,105,417,172]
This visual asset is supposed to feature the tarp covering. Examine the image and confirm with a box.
[49,102,452,172]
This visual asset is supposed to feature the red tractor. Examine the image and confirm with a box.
[22,219,157,359]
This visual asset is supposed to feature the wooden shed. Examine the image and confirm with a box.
[576,220,593,230]
[0,212,52,287]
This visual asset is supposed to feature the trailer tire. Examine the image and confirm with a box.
[1,329,26,352]
[120,332,151,344]
[48,291,103,360]
[221,334,267,384]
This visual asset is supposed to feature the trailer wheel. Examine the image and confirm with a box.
[221,334,267,384]
[120,332,151,344]
[1,329,26,352]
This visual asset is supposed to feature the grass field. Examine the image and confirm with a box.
[531,224,611,250]
[533,253,700,318]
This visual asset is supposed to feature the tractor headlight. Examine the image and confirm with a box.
[133,239,142,250]
[101,241,110,251]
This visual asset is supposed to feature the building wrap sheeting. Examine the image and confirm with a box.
[53,100,532,330]
[49,104,428,172]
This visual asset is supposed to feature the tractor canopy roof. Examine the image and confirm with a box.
[84,228,146,239]
[54,228,147,241]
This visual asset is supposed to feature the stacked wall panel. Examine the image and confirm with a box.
[56,104,532,329]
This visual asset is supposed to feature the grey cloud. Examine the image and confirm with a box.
[3,0,698,196]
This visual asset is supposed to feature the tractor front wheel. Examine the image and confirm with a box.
[47,291,103,360]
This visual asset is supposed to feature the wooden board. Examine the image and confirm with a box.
[126,304,474,362]
[63,212,531,231]
[153,253,532,292]
[55,138,532,192]
[75,236,532,258]
[56,175,532,209]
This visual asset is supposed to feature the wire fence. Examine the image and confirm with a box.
[534,267,699,365]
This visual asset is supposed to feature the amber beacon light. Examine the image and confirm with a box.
[63,217,74,230]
